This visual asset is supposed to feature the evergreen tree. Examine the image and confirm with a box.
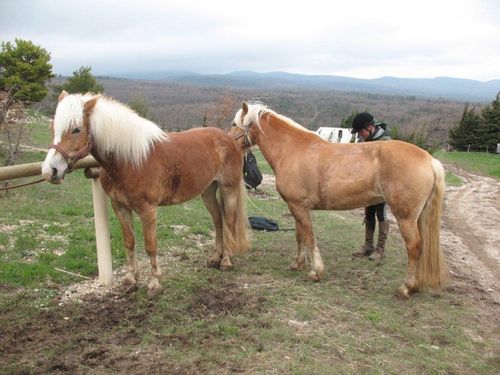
[57,66,103,94]
[128,96,150,119]
[449,106,483,151]
[340,111,358,128]
[480,92,500,153]
[0,39,54,102]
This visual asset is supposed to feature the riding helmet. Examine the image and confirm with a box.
[351,112,374,134]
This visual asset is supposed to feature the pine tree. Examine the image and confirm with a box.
[449,106,483,151]
[0,39,54,167]
[56,66,103,94]
[0,39,54,102]
[480,92,500,153]
[128,96,150,119]
[340,111,358,128]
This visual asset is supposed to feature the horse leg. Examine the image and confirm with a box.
[110,200,138,288]
[137,206,162,295]
[218,184,241,271]
[396,218,421,298]
[201,182,224,269]
[288,203,325,281]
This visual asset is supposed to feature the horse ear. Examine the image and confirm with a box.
[84,95,101,115]
[58,90,69,102]
[242,102,249,116]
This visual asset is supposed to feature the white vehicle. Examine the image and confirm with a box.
[316,127,357,143]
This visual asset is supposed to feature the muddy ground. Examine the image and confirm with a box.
[1,164,499,374]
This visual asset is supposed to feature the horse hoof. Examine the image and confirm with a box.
[220,260,233,272]
[308,270,321,282]
[147,280,163,297]
[123,275,137,287]
[395,286,411,299]
[289,260,306,271]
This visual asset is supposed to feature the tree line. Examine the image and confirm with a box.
[448,94,500,153]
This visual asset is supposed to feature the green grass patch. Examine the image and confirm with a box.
[445,171,464,186]
[435,150,500,179]
[251,148,274,174]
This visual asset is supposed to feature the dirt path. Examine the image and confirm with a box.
[440,163,500,304]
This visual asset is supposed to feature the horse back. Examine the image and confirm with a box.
[101,127,243,207]
[275,139,434,211]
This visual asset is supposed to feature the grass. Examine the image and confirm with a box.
[435,150,500,179]
[0,124,498,374]
[445,171,464,186]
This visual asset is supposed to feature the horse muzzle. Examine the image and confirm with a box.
[42,167,66,184]
[41,157,68,184]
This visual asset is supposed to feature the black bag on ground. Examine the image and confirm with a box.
[243,151,262,189]
[249,216,279,231]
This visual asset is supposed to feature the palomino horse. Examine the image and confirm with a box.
[230,102,446,298]
[42,91,249,294]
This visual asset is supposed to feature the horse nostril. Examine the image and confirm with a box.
[51,168,58,180]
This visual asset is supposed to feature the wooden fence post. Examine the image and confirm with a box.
[90,175,113,286]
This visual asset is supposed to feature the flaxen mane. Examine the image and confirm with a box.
[54,94,167,166]
[235,102,316,135]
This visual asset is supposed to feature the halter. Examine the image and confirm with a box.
[48,130,93,172]
[233,130,252,147]
[232,125,252,147]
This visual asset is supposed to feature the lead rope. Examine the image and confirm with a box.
[0,178,46,191]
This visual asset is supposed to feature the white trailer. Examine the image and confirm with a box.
[316,127,357,143]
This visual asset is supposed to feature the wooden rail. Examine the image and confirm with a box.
[0,156,114,286]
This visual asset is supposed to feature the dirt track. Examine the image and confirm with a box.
[440,163,500,304]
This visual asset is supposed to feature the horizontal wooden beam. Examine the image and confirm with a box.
[0,156,99,182]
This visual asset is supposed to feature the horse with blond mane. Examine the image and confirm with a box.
[230,102,446,298]
[42,91,249,294]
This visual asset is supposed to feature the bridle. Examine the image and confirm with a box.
[232,125,252,148]
[48,130,93,172]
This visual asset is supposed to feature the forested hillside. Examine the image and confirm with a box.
[45,76,478,144]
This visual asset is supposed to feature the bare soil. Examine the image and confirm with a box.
[440,163,500,305]
[1,165,499,374]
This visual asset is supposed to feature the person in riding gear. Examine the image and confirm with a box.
[350,112,391,261]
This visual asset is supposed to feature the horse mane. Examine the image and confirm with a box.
[54,93,168,166]
[236,102,315,135]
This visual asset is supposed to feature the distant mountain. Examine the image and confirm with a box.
[115,70,200,81]
[112,70,499,102]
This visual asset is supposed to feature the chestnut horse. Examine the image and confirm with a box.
[42,91,249,294]
[230,102,446,298]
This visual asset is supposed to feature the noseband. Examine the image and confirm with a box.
[232,127,252,147]
[48,132,93,172]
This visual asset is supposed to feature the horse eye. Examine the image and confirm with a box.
[72,128,81,134]
[231,122,237,127]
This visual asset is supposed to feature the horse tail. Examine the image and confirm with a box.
[416,157,447,289]
[220,177,250,255]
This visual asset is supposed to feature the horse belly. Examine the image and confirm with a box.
[317,194,383,211]
[316,175,382,210]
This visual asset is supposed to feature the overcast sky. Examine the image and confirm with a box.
[2,0,500,81]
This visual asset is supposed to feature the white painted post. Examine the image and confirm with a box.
[91,178,113,286]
